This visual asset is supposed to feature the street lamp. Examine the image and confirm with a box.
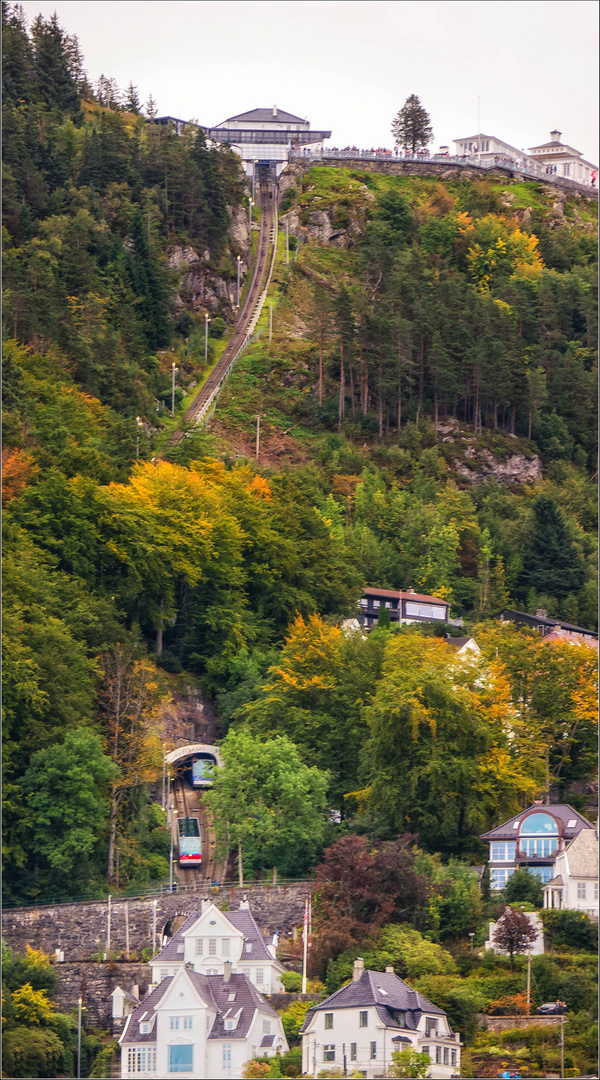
[236,255,241,308]
[135,415,143,460]
[248,197,253,234]
[169,806,178,893]
[171,362,178,418]
[252,159,257,202]
[204,312,210,363]
[468,933,475,950]
[77,997,82,1079]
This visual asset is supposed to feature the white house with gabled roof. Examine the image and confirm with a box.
[149,899,286,997]
[300,958,460,1079]
[528,130,597,185]
[208,107,331,178]
[119,965,287,1079]
[543,827,599,918]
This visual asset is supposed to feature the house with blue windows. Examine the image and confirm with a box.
[118,964,287,1078]
[480,802,596,890]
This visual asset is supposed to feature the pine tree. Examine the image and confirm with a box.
[519,495,585,602]
[31,13,81,116]
[391,94,433,154]
[145,93,158,119]
[124,81,141,114]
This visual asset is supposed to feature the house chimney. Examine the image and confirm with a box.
[353,958,365,982]
[385,966,394,974]
[406,587,415,594]
[273,105,277,118]
[550,130,561,143]
[533,800,543,805]
[239,895,249,910]
[224,961,232,983]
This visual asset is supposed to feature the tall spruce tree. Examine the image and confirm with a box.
[31,13,81,116]
[391,94,433,154]
[518,495,585,602]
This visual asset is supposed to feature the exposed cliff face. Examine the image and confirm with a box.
[168,204,252,318]
[455,448,542,485]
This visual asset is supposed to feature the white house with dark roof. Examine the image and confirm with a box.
[543,827,599,918]
[119,965,287,1079]
[150,900,286,997]
[480,803,596,889]
[528,130,597,185]
[300,958,460,1079]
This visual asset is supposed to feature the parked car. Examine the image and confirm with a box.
[536,1001,567,1014]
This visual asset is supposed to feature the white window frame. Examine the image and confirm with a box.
[370,1041,377,1059]
[350,1043,357,1061]
[208,938,217,956]
[256,967,264,984]
[222,938,230,956]
[195,938,203,955]
[577,882,587,899]
[324,1044,335,1061]
[359,1011,368,1028]
[324,1013,333,1030]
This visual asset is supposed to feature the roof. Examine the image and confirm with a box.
[544,874,564,887]
[151,904,281,968]
[446,636,480,653]
[207,973,279,1040]
[528,140,583,155]
[121,971,278,1045]
[497,609,598,638]
[218,108,307,125]
[300,969,446,1035]
[480,804,595,842]
[362,587,449,605]
[563,828,599,878]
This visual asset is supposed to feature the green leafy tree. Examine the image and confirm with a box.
[391,95,433,154]
[503,867,543,908]
[204,729,329,883]
[389,1048,431,1078]
[22,729,118,881]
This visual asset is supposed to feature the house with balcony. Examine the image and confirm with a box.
[119,965,287,1079]
[300,958,460,1079]
[209,107,331,179]
[149,899,285,997]
[543,827,599,919]
[496,608,598,650]
[480,803,596,889]
[358,587,450,630]
[528,130,597,185]
[452,133,528,167]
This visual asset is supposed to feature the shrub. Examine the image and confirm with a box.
[280,971,302,992]
[540,909,598,951]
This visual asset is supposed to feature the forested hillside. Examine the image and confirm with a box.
[2,4,597,916]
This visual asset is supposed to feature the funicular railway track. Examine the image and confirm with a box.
[172,776,216,887]
[164,177,276,453]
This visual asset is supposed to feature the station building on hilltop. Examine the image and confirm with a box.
[208,106,331,178]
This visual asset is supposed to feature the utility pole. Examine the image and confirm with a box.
[105,894,111,959]
[162,745,166,810]
[252,160,256,202]
[77,997,82,1079]
[135,415,143,460]
[526,952,531,1014]
[171,362,177,417]
[236,254,241,308]
[560,1015,565,1079]
[285,218,289,265]
[248,197,253,236]
[255,415,261,461]
[204,312,210,363]
[169,806,178,893]
[301,898,308,994]
[125,902,130,959]
[152,898,157,956]
[269,301,273,344]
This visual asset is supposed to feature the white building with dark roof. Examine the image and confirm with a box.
[119,965,287,1079]
[358,587,450,630]
[543,827,599,918]
[208,107,331,178]
[149,900,286,997]
[300,958,460,1079]
[480,802,596,889]
[528,130,597,185]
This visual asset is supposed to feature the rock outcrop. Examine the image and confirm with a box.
[455,448,542,486]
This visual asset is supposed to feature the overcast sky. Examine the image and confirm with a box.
[20,0,599,163]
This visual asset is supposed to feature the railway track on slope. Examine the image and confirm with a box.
[172,777,221,888]
[161,180,277,455]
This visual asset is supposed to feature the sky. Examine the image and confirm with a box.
[19,0,599,163]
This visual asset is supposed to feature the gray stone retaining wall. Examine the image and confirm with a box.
[479,1013,564,1032]
[2,882,311,962]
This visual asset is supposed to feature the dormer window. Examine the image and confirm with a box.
[245,942,252,953]
[140,1022,150,1034]
[224,1018,237,1031]
[227,993,237,1002]
[394,1011,406,1027]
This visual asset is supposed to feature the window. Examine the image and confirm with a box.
[222,938,230,956]
[426,1019,437,1037]
[359,1011,368,1027]
[324,1013,333,1030]
[436,1046,442,1063]
[245,943,253,954]
[324,1045,335,1062]
[491,841,516,862]
[370,1041,377,1060]
[183,1017,192,1030]
[520,813,558,835]
[451,1049,457,1066]
[168,1044,193,1073]
[563,163,570,176]
[443,1047,449,1064]
[160,968,169,980]
[394,1011,406,1027]
[170,1017,180,1031]
[208,938,217,956]
[373,600,380,609]
[577,882,587,899]
[195,939,203,955]
[222,1044,232,1071]
[139,1023,149,1034]
[263,1020,271,1035]
[128,1047,157,1073]
[256,968,264,984]
[490,867,515,890]
[350,1044,357,1061]
[227,993,237,1002]
[520,837,558,858]
[224,1018,236,1031]
[529,866,553,883]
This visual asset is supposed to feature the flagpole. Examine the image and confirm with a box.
[302,898,308,994]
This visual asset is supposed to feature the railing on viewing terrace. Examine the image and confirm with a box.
[289,148,597,192]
